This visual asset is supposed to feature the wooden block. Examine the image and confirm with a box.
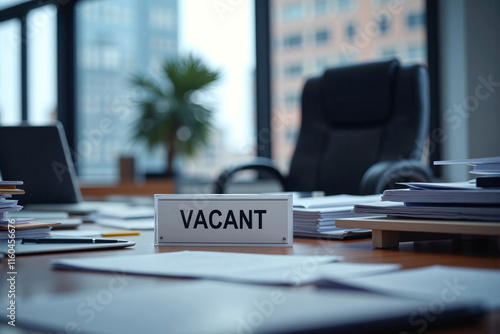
[337,217,500,236]
[372,229,400,248]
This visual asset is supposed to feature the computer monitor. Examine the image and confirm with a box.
[0,123,82,205]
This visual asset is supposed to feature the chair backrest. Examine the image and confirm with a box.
[287,59,430,195]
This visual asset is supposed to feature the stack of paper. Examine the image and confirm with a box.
[92,204,155,230]
[353,157,500,221]
[7,210,83,229]
[434,156,500,176]
[0,181,60,239]
[15,275,485,334]
[293,194,380,239]
[51,251,500,311]
[436,156,500,187]
[52,250,398,285]
[381,182,500,203]
[353,200,500,221]
[470,162,500,176]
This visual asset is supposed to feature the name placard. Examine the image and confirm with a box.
[154,194,292,246]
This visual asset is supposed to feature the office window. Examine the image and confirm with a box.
[406,11,426,30]
[284,63,303,77]
[101,45,120,70]
[75,0,255,183]
[150,8,175,30]
[285,128,298,143]
[284,92,300,107]
[270,0,427,172]
[315,29,330,44]
[378,15,390,35]
[150,37,175,51]
[371,0,394,6]
[0,5,57,125]
[336,0,354,12]
[380,47,398,59]
[345,22,356,41]
[314,0,328,15]
[283,33,303,48]
[82,95,100,115]
[0,19,21,125]
[407,45,426,62]
[80,1,99,20]
[80,46,100,69]
[86,140,101,163]
[315,58,329,74]
[282,3,303,21]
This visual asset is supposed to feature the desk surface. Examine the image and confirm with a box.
[1,225,500,333]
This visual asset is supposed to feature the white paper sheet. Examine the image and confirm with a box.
[51,230,104,237]
[51,251,399,285]
[293,229,372,239]
[332,265,500,310]
[353,201,500,221]
[382,188,500,204]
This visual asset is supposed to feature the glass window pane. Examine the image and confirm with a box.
[270,0,427,172]
[76,0,255,184]
[0,19,21,125]
[27,5,57,124]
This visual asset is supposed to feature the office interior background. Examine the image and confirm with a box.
[0,0,499,190]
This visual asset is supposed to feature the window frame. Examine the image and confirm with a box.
[0,0,77,154]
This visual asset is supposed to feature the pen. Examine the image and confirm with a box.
[102,231,140,237]
[22,238,128,244]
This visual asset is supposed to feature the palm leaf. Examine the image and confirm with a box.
[130,54,220,161]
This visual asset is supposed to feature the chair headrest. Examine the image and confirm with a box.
[320,59,399,125]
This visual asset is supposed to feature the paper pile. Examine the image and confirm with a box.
[0,181,60,239]
[353,157,500,221]
[293,194,380,239]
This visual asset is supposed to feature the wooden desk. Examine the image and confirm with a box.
[1,228,499,333]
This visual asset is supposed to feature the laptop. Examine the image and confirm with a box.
[0,123,109,214]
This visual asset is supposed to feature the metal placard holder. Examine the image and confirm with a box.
[155,194,293,246]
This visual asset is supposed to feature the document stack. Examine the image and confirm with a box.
[293,194,381,239]
[457,156,500,187]
[0,181,59,239]
[353,157,500,221]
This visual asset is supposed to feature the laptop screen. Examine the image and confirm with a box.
[0,123,82,205]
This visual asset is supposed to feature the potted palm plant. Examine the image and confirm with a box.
[130,54,220,177]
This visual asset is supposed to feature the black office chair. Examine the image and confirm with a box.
[214,59,433,195]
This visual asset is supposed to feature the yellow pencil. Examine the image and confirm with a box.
[102,231,140,237]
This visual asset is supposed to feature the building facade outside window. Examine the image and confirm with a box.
[270,0,427,173]
[75,0,256,183]
[284,63,304,77]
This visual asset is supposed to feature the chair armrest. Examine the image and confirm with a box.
[360,159,433,195]
[213,157,287,194]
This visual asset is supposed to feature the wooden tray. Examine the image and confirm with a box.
[336,216,500,248]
